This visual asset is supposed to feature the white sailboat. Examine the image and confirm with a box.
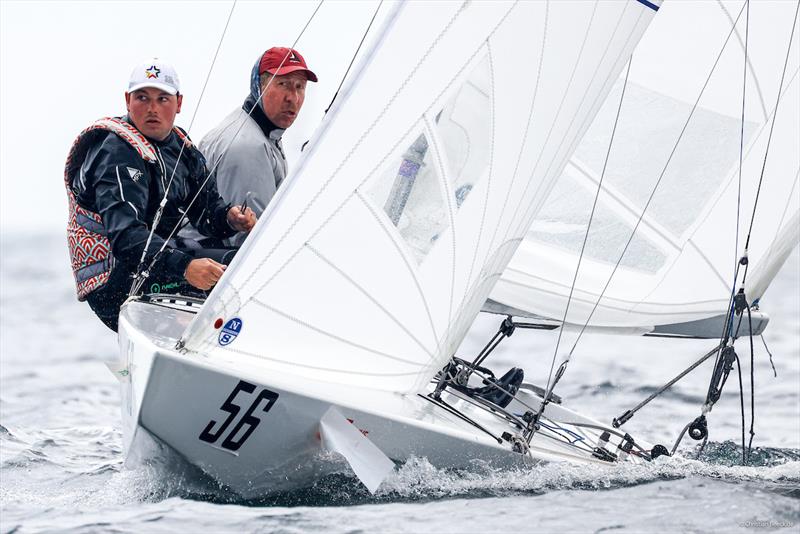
[491,0,800,338]
[489,0,799,444]
[116,0,679,497]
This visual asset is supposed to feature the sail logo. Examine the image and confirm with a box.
[218,317,243,346]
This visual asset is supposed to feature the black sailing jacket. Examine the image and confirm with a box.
[73,116,235,280]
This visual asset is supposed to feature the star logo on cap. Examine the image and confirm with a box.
[145,65,160,79]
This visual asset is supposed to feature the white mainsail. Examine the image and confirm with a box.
[180,0,660,393]
[491,0,799,332]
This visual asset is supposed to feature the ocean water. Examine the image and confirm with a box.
[1,232,798,533]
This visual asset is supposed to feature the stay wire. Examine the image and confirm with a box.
[742,0,800,263]
[324,0,383,114]
[726,0,797,307]
[733,0,749,293]
[746,303,756,459]
[533,58,633,429]
[760,335,777,377]
[131,0,325,295]
[734,351,747,464]
[558,0,750,373]
[531,1,751,439]
[130,0,238,296]
[706,1,798,453]
[729,297,756,462]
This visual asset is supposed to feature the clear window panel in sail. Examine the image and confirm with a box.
[433,55,491,209]
[366,131,449,264]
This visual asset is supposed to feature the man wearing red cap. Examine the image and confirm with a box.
[192,47,318,247]
[64,58,256,331]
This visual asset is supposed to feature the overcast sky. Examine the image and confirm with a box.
[1,0,796,234]
[0,0,387,233]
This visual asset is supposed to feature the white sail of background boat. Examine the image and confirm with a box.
[490,0,799,337]
[118,0,663,496]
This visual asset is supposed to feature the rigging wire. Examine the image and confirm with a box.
[741,0,800,275]
[130,0,326,296]
[530,1,752,426]
[527,1,762,448]
[734,350,747,464]
[745,303,757,459]
[570,0,749,352]
[712,0,797,461]
[735,0,752,465]
[324,0,384,114]
[760,335,777,377]
[732,0,749,302]
[530,58,634,435]
[130,0,238,295]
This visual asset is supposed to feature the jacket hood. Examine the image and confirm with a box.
[244,55,284,140]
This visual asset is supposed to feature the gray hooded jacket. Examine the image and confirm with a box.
[184,57,289,247]
[199,103,287,246]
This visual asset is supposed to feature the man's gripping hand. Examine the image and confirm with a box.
[184,258,227,290]
[227,206,256,232]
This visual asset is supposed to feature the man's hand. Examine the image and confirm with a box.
[184,258,226,290]
[227,206,256,232]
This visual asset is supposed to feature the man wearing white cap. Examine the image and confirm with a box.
[63,58,256,331]
[184,47,317,247]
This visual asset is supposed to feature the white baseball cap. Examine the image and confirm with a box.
[127,58,181,95]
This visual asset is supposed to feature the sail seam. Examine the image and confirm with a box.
[567,158,681,252]
[220,345,424,377]
[195,3,474,355]
[304,243,437,360]
[249,297,426,366]
[601,0,757,328]
[500,0,605,251]
[556,0,754,358]
[422,115,458,352]
[232,1,470,301]
[483,1,549,274]
[354,190,441,346]
[500,270,731,312]
[459,43,496,318]
[206,2,517,359]
[515,1,643,243]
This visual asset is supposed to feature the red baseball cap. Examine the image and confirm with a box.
[258,47,318,82]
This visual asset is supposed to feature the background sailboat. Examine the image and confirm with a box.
[491,0,799,337]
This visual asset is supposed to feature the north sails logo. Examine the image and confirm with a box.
[127,167,143,182]
[289,51,301,63]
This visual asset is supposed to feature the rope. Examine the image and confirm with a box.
[130,0,238,295]
[731,0,749,300]
[531,1,750,426]
[131,0,325,295]
[760,335,777,377]
[324,0,384,114]
[746,303,756,459]
[734,351,747,464]
[612,343,723,428]
[532,58,634,431]
[742,0,800,260]
[536,0,752,402]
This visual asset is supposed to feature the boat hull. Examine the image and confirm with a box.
[118,300,643,497]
